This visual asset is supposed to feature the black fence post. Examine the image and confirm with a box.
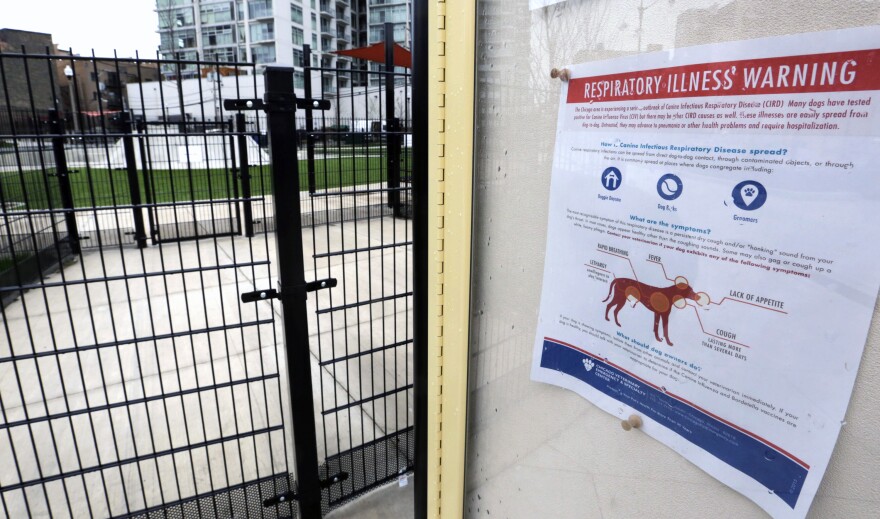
[48,109,81,255]
[384,22,402,217]
[120,112,148,249]
[235,113,254,237]
[227,119,243,235]
[303,44,317,194]
[262,67,322,517]
[411,0,429,515]
[136,120,158,244]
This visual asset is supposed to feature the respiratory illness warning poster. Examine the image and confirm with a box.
[531,26,880,518]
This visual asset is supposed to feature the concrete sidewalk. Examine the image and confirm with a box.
[0,213,413,518]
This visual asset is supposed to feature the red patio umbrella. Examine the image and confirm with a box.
[333,42,411,69]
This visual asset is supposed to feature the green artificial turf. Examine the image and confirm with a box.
[0,154,407,209]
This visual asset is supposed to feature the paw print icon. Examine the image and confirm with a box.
[582,358,595,372]
[732,180,767,211]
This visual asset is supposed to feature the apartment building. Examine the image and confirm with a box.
[155,0,410,91]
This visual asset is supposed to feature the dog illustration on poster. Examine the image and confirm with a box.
[602,277,700,346]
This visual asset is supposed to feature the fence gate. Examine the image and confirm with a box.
[225,53,415,515]
[300,46,415,511]
[0,51,296,518]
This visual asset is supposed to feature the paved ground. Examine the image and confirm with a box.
[0,208,413,518]
[327,479,414,519]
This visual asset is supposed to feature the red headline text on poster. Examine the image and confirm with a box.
[566,49,880,104]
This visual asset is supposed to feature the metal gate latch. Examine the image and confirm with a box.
[261,472,348,508]
[320,472,349,488]
[241,278,337,303]
[262,490,297,507]
[224,95,330,113]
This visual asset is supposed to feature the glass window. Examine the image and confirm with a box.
[291,5,303,24]
[369,5,408,24]
[157,0,190,8]
[250,21,275,41]
[294,70,304,89]
[312,34,318,49]
[158,7,195,28]
[202,25,236,47]
[205,46,236,62]
[251,44,276,64]
[322,76,333,92]
[200,2,234,24]
[293,48,304,66]
[161,28,197,51]
[248,0,273,18]
[292,27,304,46]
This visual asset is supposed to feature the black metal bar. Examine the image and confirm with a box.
[324,426,415,463]
[322,384,414,416]
[412,0,430,515]
[316,291,412,315]
[0,318,273,364]
[0,191,265,215]
[236,113,255,237]
[120,111,148,248]
[262,66,323,518]
[228,119,243,235]
[47,109,81,255]
[2,425,284,493]
[0,260,269,293]
[0,373,279,430]
[385,23,402,216]
[312,240,413,259]
[306,185,409,197]
[303,44,317,194]
[318,339,413,367]
[135,120,159,243]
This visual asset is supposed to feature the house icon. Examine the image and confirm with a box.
[601,167,622,191]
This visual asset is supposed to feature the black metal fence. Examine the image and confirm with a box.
[294,43,415,511]
[1,41,417,518]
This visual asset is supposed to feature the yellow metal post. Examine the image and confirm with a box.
[427,1,476,517]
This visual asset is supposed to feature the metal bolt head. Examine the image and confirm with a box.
[320,281,327,287]
[260,291,267,299]
[246,100,254,108]
[279,496,285,502]
[313,100,319,108]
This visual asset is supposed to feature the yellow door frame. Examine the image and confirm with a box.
[426,1,477,517]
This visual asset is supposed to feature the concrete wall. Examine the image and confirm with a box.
[465,1,880,517]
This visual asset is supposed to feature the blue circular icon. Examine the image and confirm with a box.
[601,167,622,191]
[732,180,767,211]
[657,173,683,201]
